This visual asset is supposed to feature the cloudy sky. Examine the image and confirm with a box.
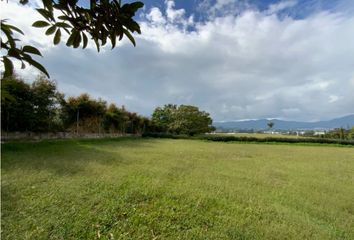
[2,0,354,121]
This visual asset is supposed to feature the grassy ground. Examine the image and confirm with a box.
[2,138,354,239]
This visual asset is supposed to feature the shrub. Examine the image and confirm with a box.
[142,133,354,146]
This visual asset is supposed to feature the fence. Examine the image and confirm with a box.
[1,132,140,141]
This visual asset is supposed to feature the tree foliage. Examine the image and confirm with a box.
[62,93,107,133]
[1,74,149,135]
[1,0,144,77]
[152,104,214,136]
[151,104,177,132]
[323,127,354,140]
[102,103,127,133]
[1,20,49,78]
[1,74,63,132]
[267,121,274,130]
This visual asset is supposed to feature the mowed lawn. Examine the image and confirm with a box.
[1,138,354,240]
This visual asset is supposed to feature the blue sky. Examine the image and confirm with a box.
[77,0,354,22]
[2,0,354,121]
[137,0,354,19]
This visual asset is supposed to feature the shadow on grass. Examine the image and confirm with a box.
[1,137,154,176]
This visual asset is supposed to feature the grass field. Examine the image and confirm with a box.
[2,138,354,239]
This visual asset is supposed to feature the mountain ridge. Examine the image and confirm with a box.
[214,114,354,130]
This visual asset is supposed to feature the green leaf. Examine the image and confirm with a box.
[55,22,72,28]
[122,28,136,46]
[54,29,61,45]
[110,32,116,49]
[26,57,50,78]
[130,2,144,10]
[45,25,57,35]
[22,45,42,56]
[42,0,53,12]
[58,15,69,21]
[66,30,77,47]
[6,24,24,35]
[101,30,107,46]
[94,38,100,52]
[7,48,22,59]
[2,56,14,78]
[126,21,141,33]
[73,30,82,48]
[1,24,18,48]
[36,8,54,21]
[32,21,50,28]
[119,31,123,41]
[82,32,88,49]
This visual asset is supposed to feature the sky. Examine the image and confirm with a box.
[1,0,354,122]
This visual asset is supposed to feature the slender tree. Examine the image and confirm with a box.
[267,121,274,130]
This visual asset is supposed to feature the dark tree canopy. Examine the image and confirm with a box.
[1,74,63,132]
[1,74,149,135]
[152,104,214,136]
[1,0,144,78]
[267,121,274,130]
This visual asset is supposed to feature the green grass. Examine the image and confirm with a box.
[2,138,354,239]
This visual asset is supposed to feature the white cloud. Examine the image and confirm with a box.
[267,0,298,14]
[328,95,339,103]
[2,0,354,121]
[165,0,185,22]
[147,7,166,25]
[0,1,52,51]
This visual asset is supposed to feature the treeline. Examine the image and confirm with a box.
[1,75,151,135]
[318,128,354,140]
[142,133,354,146]
[1,75,215,136]
[200,135,354,145]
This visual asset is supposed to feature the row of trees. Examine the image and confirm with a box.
[323,128,354,140]
[1,75,150,135]
[2,75,63,132]
[1,75,215,136]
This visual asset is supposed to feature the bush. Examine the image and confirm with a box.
[142,132,189,139]
[199,135,354,145]
[142,133,354,146]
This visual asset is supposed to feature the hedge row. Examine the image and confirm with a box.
[142,132,354,146]
[142,132,190,139]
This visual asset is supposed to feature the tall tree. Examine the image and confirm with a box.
[31,75,64,132]
[151,104,214,135]
[1,74,63,132]
[267,121,274,130]
[62,93,107,134]
[171,105,213,136]
[349,127,354,139]
[1,75,34,132]
[151,104,177,132]
[102,103,126,133]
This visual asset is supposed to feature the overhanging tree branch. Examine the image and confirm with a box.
[1,0,144,78]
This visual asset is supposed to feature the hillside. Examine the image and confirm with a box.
[214,114,354,131]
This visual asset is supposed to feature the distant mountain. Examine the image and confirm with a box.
[214,114,354,131]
